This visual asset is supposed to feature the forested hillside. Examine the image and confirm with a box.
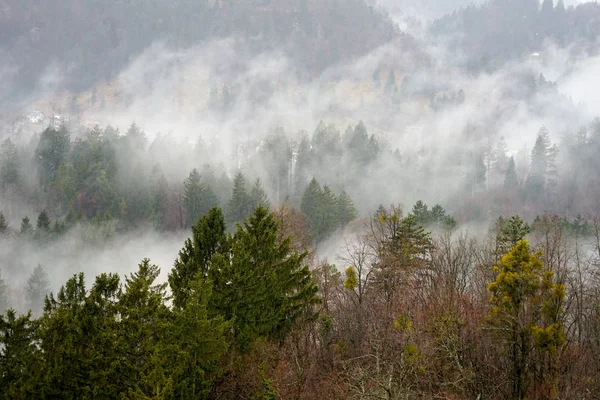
[432,0,600,70]
[0,0,399,101]
[3,1,600,399]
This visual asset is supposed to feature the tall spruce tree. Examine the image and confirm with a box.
[227,171,252,224]
[20,217,32,235]
[250,178,270,210]
[35,126,71,187]
[210,206,319,350]
[0,138,19,192]
[336,190,357,227]
[36,211,51,231]
[184,168,218,228]
[169,207,228,309]
[0,310,39,398]
[170,275,230,398]
[118,259,172,398]
[25,265,50,315]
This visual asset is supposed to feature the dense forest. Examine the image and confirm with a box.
[3,0,600,399]
[1,118,600,398]
[0,0,399,101]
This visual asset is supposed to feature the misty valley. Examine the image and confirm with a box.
[2,0,600,399]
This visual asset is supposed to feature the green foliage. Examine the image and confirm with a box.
[301,178,357,242]
[25,265,50,316]
[184,168,219,228]
[170,275,230,399]
[227,171,253,225]
[35,126,71,187]
[0,310,39,399]
[210,205,320,350]
[411,200,456,229]
[0,211,8,235]
[20,217,32,235]
[494,215,530,256]
[169,207,228,309]
[0,138,19,191]
[250,178,270,210]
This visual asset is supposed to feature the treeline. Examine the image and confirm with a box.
[2,117,600,239]
[3,203,600,398]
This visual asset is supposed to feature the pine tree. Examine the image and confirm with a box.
[118,259,172,398]
[210,206,319,350]
[300,178,322,224]
[20,217,33,235]
[25,265,50,315]
[39,272,122,398]
[227,171,252,224]
[411,200,430,226]
[184,169,204,227]
[0,211,8,235]
[170,275,230,398]
[36,211,51,231]
[526,127,556,201]
[336,190,357,227]
[0,310,39,398]
[0,138,19,191]
[250,178,270,210]
[493,215,530,256]
[35,126,70,187]
[169,207,228,309]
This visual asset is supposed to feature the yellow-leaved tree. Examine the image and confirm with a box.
[487,240,565,400]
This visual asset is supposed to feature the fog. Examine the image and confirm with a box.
[1,0,600,310]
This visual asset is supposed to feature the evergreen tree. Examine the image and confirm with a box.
[25,265,50,315]
[300,178,322,225]
[38,272,122,398]
[210,206,319,350]
[169,207,228,309]
[35,126,70,187]
[227,171,252,224]
[411,200,430,226]
[504,156,519,189]
[526,127,557,201]
[170,275,230,398]
[336,190,357,227]
[0,310,39,398]
[494,215,530,256]
[250,178,270,210]
[36,210,51,231]
[184,169,208,227]
[0,211,8,235]
[20,217,33,235]
[118,259,173,398]
[0,138,19,191]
